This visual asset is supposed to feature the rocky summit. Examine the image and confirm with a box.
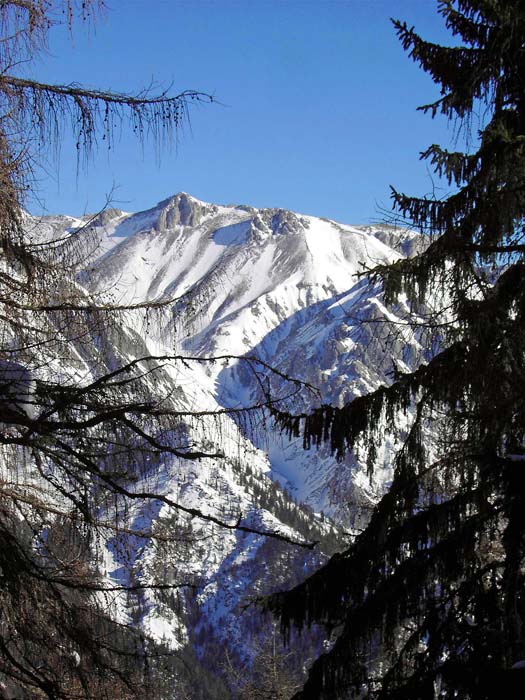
[31,192,427,694]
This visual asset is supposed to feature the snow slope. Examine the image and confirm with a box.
[72,193,425,518]
[31,192,427,694]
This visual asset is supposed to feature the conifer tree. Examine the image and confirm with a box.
[0,3,312,698]
[267,1,525,698]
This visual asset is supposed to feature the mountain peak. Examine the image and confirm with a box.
[153,192,211,228]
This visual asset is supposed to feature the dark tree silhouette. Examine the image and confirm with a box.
[0,2,313,698]
[267,2,525,698]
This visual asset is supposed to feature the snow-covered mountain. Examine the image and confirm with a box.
[71,193,426,515]
[31,192,427,696]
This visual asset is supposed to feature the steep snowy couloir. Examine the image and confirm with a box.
[28,193,427,694]
[71,192,426,521]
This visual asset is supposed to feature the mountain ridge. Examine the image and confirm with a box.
[24,193,427,695]
[37,192,426,520]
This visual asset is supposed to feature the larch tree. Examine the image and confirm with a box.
[0,2,313,699]
[267,1,525,698]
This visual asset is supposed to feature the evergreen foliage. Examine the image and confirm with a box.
[267,2,525,697]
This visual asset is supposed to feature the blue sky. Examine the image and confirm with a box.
[28,0,465,224]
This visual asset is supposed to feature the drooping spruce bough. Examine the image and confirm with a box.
[267,2,525,698]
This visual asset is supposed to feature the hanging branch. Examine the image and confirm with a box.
[0,75,214,158]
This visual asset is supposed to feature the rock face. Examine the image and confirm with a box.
[69,193,426,516]
[32,193,428,695]
[155,192,209,229]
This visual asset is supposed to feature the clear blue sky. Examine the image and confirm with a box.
[28,0,466,224]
